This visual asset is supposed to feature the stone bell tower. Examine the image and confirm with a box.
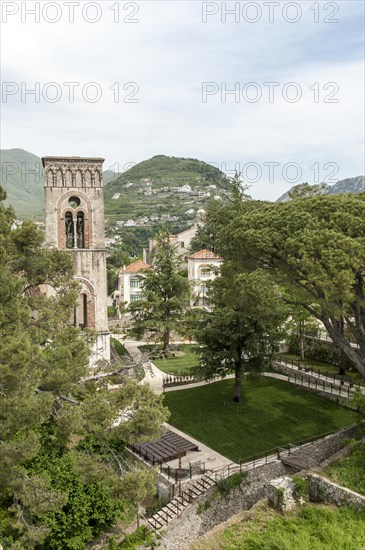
[42,156,110,364]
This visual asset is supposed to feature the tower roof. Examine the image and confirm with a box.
[42,156,105,167]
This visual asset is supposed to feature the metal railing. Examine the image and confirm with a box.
[276,354,365,389]
[163,373,224,388]
[211,423,358,481]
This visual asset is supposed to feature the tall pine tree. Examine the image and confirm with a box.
[129,232,190,350]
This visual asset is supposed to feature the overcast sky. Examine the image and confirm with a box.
[1,0,364,200]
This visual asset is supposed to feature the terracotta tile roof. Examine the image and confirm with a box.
[124,260,151,273]
[188,249,222,260]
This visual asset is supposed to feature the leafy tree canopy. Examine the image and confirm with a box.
[213,192,365,378]
[190,263,287,402]
[0,187,168,548]
[129,232,190,350]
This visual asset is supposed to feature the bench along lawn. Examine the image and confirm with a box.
[163,378,355,463]
[139,344,200,375]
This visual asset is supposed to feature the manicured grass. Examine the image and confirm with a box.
[164,378,355,462]
[111,338,128,357]
[190,503,365,550]
[280,353,364,384]
[139,344,200,375]
[325,444,365,496]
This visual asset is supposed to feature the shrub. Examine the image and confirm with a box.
[196,499,211,515]
[30,453,125,550]
[217,472,247,496]
[293,476,309,500]
[108,306,118,317]
[289,336,353,370]
[145,496,170,518]
[119,527,154,549]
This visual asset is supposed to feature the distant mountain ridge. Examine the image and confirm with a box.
[0,149,44,219]
[0,149,121,220]
[277,176,365,202]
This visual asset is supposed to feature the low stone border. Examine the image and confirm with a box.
[308,473,365,510]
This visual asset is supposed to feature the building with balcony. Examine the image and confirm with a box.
[113,260,152,308]
[187,249,223,307]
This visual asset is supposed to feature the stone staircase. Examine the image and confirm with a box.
[281,455,309,471]
[147,474,216,530]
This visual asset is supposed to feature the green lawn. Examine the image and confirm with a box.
[325,444,365,496]
[139,344,200,375]
[279,353,364,384]
[111,338,128,357]
[190,503,365,550]
[164,378,355,462]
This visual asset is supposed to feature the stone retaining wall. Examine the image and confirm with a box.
[155,425,358,549]
[288,425,358,468]
[308,473,365,510]
[157,460,293,549]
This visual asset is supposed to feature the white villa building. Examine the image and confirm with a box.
[144,209,206,266]
[188,249,223,307]
[113,260,151,308]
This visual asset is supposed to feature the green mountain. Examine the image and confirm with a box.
[0,149,44,220]
[104,155,231,225]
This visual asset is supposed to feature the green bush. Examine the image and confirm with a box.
[29,452,125,550]
[293,476,309,500]
[196,499,211,515]
[289,336,353,370]
[145,496,170,518]
[217,472,248,496]
[108,306,118,317]
[117,526,154,549]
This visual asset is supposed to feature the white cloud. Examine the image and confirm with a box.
[1,0,364,200]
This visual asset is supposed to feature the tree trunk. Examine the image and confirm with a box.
[233,362,242,403]
[287,300,365,379]
[162,327,170,351]
[322,318,365,379]
[136,501,140,529]
[299,321,305,361]
[338,317,346,376]
[338,350,346,376]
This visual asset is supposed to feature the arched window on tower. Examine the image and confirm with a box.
[65,211,74,248]
[74,293,88,328]
[77,212,85,248]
